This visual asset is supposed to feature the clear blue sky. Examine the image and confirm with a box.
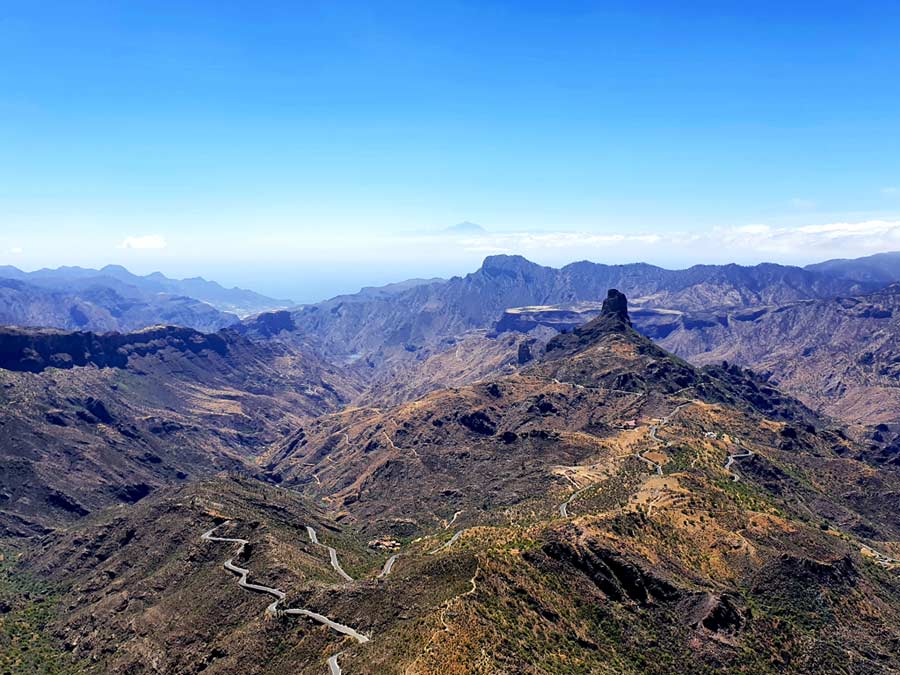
[1,1,899,301]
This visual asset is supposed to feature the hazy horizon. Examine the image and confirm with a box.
[2,2,899,301]
[4,241,898,306]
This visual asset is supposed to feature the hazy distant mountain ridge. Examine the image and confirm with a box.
[0,264,293,321]
[0,277,239,333]
[806,251,900,283]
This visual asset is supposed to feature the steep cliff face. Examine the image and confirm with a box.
[0,325,358,536]
[494,302,605,334]
[648,284,900,427]
[0,325,229,372]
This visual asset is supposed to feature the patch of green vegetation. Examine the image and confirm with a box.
[0,552,80,675]
[711,472,781,516]
[574,461,647,516]
[662,443,699,474]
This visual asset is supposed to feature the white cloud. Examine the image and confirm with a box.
[9,247,23,254]
[448,231,665,254]
[883,187,898,195]
[410,219,900,266]
[118,234,167,250]
[734,224,771,235]
[714,219,900,257]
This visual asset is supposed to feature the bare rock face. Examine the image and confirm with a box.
[600,288,631,325]
[542,538,680,605]
[237,309,296,339]
[652,283,900,426]
[543,289,641,359]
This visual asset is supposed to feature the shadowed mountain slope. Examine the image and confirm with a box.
[633,284,900,431]
[0,325,357,537]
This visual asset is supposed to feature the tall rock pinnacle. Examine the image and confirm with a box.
[600,289,631,326]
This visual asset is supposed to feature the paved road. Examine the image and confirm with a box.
[860,544,900,568]
[549,377,645,396]
[282,608,370,643]
[377,554,399,578]
[445,510,463,529]
[201,522,370,674]
[307,526,354,581]
[649,402,693,442]
[428,529,464,555]
[559,483,595,517]
[636,451,663,476]
[639,402,693,475]
[329,547,354,582]
[201,526,285,615]
[724,449,754,481]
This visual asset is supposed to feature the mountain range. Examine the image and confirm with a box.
[1,254,899,674]
[0,264,294,333]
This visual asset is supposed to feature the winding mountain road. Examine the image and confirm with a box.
[377,554,399,578]
[859,544,900,568]
[428,529,464,555]
[636,451,663,476]
[444,510,463,529]
[307,526,354,581]
[559,401,693,518]
[282,608,370,642]
[201,527,285,614]
[637,402,693,475]
[201,522,370,674]
[559,483,596,518]
[724,449,754,481]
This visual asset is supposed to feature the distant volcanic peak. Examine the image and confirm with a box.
[601,288,631,326]
[445,220,486,234]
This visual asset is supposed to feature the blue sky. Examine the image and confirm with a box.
[1,1,899,301]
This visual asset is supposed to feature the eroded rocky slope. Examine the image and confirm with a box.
[0,325,357,536]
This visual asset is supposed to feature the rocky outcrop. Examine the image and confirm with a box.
[542,538,680,605]
[543,289,635,357]
[600,288,631,325]
[236,310,296,339]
